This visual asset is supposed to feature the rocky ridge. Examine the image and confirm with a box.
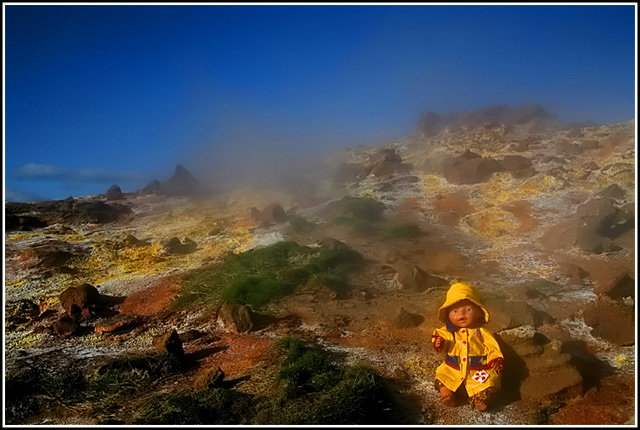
[4,105,636,425]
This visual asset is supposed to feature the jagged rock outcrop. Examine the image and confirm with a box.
[394,263,448,293]
[139,179,162,195]
[159,164,200,196]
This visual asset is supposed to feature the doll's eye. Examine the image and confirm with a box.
[467,308,472,312]
[452,310,457,313]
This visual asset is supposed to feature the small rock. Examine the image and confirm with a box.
[393,307,423,329]
[152,329,184,355]
[53,316,80,337]
[193,366,225,390]
[218,304,254,333]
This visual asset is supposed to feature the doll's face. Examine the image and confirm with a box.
[448,299,484,328]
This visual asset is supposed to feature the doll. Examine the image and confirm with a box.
[431,282,504,411]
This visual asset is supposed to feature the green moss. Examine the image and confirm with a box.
[252,338,396,425]
[177,241,360,310]
[326,196,385,234]
[89,353,185,395]
[134,388,254,425]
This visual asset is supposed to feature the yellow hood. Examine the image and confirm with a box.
[437,282,490,324]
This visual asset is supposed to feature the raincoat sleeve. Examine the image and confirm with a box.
[431,327,453,352]
[480,326,504,366]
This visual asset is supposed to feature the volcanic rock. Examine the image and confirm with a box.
[519,351,584,402]
[257,203,288,225]
[218,304,254,333]
[59,284,103,321]
[105,184,123,201]
[582,297,635,346]
[392,307,424,329]
[193,366,225,390]
[441,150,504,184]
[159,164,200,196]
[139,179,162,195]
[123,234,151,247]
[153,329,184,355]
[394,264,448,293]
[53,316,81,337]
[485,299,551,332]
[416,104,557,137]
[94,315,141,335]
[593,271,634,299]
[163,237,197,255]
[574,193,634,253]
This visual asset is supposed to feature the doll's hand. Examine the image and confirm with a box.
[433,336,444,351]
[490,358,504,376]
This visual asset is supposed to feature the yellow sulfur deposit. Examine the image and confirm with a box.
[461,207,521,238]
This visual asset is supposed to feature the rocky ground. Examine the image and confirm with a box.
[4,105,636,425]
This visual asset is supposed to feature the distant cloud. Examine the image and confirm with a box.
[14,163,145,183]
[4,187,47,203]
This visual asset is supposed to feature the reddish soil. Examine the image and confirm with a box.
[119,276,181,315]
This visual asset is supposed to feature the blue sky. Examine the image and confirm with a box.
[3,3,637,202]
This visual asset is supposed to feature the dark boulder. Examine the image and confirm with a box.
[193,366,225,390]
[53,316,81,337]
[163,237,197,255]
[59,283,103,321]
[218,303,254,333]
[153,329,184,355]
[258,203,288,225]
[105,184,123,201]
[123,234,150,247]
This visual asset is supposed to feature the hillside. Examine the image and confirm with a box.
[4,105,636,425]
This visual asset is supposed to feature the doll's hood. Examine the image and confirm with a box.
[437,282,490,324]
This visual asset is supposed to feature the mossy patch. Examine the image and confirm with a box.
[176,241,360,311]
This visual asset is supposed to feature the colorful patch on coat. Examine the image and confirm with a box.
[472,370,489,383]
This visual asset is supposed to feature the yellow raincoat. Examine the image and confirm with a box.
[431,282,503,397]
